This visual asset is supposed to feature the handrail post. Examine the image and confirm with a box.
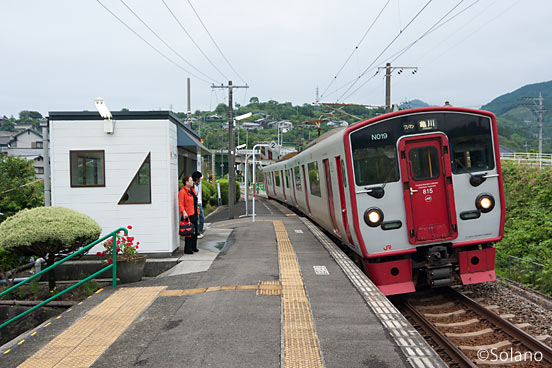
[112,233,117,288]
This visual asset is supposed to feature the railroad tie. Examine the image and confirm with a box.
[445,328,494,338]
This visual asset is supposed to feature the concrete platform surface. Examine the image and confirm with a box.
[0,198,443,368]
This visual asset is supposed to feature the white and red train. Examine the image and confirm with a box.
[263,107,505,296]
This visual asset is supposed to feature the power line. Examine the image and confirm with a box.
[342,0,473,102]
[424,0,521,67]
[95,0,210,83]
[118,0,219,83]
[185,0,247,84]
[386,0,467,64]
[161,0,229,81]
[320,0,392,98]
[337,0,434,102]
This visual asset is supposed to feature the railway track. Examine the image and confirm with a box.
[393,287,552,367]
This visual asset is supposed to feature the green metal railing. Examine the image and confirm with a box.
[0,227,128,329]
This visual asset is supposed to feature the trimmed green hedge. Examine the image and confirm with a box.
[0,207,101,255]
[218,179,240,205]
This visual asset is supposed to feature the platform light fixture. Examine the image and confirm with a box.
[94,98,115,134]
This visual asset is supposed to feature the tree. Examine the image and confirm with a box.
[249,97,259,104]
[0,207,102,290]
[0,156,43,222]
[214,103,228,116]
[18,110,43,121]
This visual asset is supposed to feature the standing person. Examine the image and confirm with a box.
[178,175,199,254]
[192,171,205,239]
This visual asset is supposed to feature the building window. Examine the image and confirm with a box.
[36,141,43,149]
[70,150,105,187]
[119,153,151,204]
[307,161,321,197]
[35,166,44,175]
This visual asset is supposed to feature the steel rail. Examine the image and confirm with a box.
[398,298,477,368]
[446,287,552,364]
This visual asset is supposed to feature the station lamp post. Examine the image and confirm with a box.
[235,112,252,147]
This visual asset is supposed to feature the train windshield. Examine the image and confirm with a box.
[349,112,495,186]
[350,128,400,186]
[446,114,495,173]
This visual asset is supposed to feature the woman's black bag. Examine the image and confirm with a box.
[179,218,195,237]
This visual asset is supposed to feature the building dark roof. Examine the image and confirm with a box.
[0,131,20,146]
[48,111,200,140]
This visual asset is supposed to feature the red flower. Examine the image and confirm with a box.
[117,240,121,245]
[128,237,134,242]
[107,258,113,264]
[116,247,120,252]
[180,222,184,226]
[135,245,139,249]
[136,242,140,245]
[127,225,133,229]
[96,252,103,256]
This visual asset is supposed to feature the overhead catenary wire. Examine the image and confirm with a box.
[342,0,469,101]
[95,0,210,84]
[320,0,392,98]
[118,0,219,83]
[337,0,434,102]
[421,0,520,67]
[386,0,477,65]
[161,0,229,81]
[185,0,247,84]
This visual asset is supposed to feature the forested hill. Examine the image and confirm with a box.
[482,80,552,116]
[480,80,552,153]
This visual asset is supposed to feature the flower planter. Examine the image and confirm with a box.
[116,255,146,284]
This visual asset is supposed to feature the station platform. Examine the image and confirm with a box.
[1,198,445,368]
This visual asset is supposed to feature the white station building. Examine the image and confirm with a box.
[47,111,210,255]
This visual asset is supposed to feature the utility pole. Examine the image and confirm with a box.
[378,62,418,113]
[212,81,249,219]
[187,78,192,129]
[524,93,548,162]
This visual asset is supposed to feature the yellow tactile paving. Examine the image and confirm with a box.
[273,220,324,368]
[18,286,165,368]
[158,283,282,296]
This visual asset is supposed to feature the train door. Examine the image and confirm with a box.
[398,134,458,244]
[302,164,312,215]
[281,170,287,201]
[335,157,354,244]
[323,159,340,236]
[290,168,297,205]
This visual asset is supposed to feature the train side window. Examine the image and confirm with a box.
[275,171,281,186]
[447,116,495,173]
[285,170,290,188]
[409,146,440,181]
[294,166,302,191]
[307,161,321,197]
[341,159,347,187]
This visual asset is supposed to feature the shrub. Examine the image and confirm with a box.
[0,207,102,289]
[201,181,216,207]
[218,179,240,205]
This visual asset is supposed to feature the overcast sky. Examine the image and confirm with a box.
[1,0,551,118]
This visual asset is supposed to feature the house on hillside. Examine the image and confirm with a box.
[47,110,211,255]
[2,129,45,178]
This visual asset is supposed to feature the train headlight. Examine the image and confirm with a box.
[364,207,384,227]
[476,194,495,213]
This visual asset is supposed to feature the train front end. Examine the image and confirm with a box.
[344,107,504,295]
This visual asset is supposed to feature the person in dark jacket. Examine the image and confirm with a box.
[192,171,205,239]
[178,175,199,254]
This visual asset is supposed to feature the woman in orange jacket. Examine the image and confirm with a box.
[179,175,199,254]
